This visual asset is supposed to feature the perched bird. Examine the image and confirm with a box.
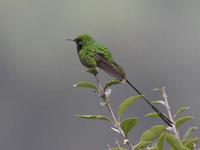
[68,33,173,127]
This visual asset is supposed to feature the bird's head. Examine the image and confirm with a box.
[67,34,94,50]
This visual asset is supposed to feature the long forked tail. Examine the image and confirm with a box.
[125,79,173,127]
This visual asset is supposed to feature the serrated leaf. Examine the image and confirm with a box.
[75,115,112,122]
[145,112,161,118]
[140,125,166,141]
[183,127,198,140]
[166,134,182,150]
[118,95,143,118]
[85,68,98,76]
[120,117,138,137]
[133,141,152,150]
[104,79,121,91]
[151,100,167,107]
[175,116,194,129]
[183,137,199,149]
[174,106,190,118]
[157,134,166,150]
[74,81,98,91]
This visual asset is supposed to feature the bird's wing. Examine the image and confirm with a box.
[95,53,126,79]
[92,42,113,61]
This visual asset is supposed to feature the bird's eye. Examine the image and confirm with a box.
[78,40,84,46]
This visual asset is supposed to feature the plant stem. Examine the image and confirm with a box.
[161,87,180,139]
[95,73,134,149]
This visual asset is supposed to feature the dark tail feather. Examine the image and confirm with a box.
[125,79,173,127]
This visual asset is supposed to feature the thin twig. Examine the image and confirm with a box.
[161,87,180,139]
[95,73,134,149]
[96,74,118,126]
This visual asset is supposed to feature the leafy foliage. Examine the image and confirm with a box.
[74,81,98,91]
[133,141,152,150]
[183,127,198,139]
[118,95,143,118]
[156,134,166,150]
[174,106,190,118]
[75,74,199,150]
[183,137,200,149]
[140,125,166,142]
[75,115,112,122]
[104,79,121,91]
[85,68,98,76]
[166,134,182,149]
[120,117,138,138]
[175,116,194,129]
[151,100,167,107]
[145,112,161,118]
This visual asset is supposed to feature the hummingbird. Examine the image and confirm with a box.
[68,33,173,127]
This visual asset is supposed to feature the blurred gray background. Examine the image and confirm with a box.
[0,0,200,149]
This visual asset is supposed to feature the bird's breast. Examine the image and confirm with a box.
[78,50,97,68]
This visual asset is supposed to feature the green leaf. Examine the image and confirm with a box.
[156,134,166,150]
[85,68,98,76]
[183,137,199,149]
[140,125,166,142]
[183,127,198,139]
[174,106,190,118]
[182,138,192,145]
[118,95,143,118]
[166,134,182,150]
[104,79,121,91]
[75,115,112,122]
[151,100,167,107]
[175,116,194,129]
[182,147,191,150]
[120,117,138,137]
[133,141,152,150]
[145,112,161,118]
[74,81,98,91]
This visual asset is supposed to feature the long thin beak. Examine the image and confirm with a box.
[66,39,74,41]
